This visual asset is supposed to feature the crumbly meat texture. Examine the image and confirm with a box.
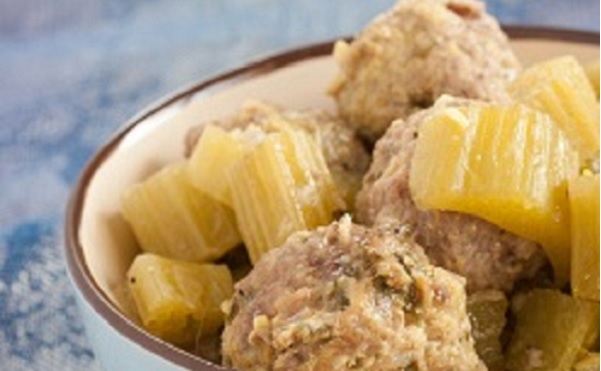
[329,0,521,140]
[221,217,485,371]
[355,97,548,293]
[185,101,371,207]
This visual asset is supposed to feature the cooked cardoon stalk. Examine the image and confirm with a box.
[228,134,305,264]
[467,290,508,371]
[584,58,600,99]
[505,289,599,371]
[121,163,241,262]
[228,127,344,264]
[188,125,266,206]
[509,56,600,158]
[278,124,345,228]
[410,104,579,282]
[569,174,600,301]
[127,253,233,346]
[188,125,249,206]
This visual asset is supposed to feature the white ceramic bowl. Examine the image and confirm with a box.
[65,29,599,370]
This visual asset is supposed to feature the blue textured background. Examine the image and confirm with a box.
[0,1,598,369]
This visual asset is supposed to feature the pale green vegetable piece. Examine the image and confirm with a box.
[467,290,508,371]
[410,104,579,282]
[510,55,600,158]
[506,289,600,371]
[127,253,233,346]
[122,163,241,262]
[584,59,600,99]
[228,126,344,264]
[569,174,600,301]
[188,125,251,206]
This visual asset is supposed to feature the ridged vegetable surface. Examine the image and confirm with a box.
[122,163,241,262]
[569,174,600,301]
[410,104,579,282]
[506,289,599,371]
[127,253,233,346]
[510,56,600,158]
[228,126,344,264]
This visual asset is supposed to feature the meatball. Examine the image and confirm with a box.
[222,216,485,371]
[185,100,371,207]
[328,0,521,140]
[355,96,548,293]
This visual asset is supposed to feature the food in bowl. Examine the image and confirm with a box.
[221,217,485,370]
[355,96,551,294]
[93,0,599,370]
[328,0,521,140]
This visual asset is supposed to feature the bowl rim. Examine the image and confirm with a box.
[64,26,600,370]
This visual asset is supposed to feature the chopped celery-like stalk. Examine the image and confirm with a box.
[278,124,345,228]
[121,163,241,262]
[584,59,600,99]
[569,174,600,301]
[410,104,579,282]
[228,127,344,264]
[467,290,508,371]
[510,56,599,158]
[127,253,233,346]
[188,125,250,206]
[228,134,306,264]
[506,289,600,371]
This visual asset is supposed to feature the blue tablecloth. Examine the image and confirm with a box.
[1,1,598,369]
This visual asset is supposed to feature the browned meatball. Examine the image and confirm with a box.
[329,0,520,140]
[221,217,485,370]
[355,96,548,293]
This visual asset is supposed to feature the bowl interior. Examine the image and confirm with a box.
[69,31,599,366]
[79,52,337,313]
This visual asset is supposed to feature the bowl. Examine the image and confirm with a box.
[64,28,599,371]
